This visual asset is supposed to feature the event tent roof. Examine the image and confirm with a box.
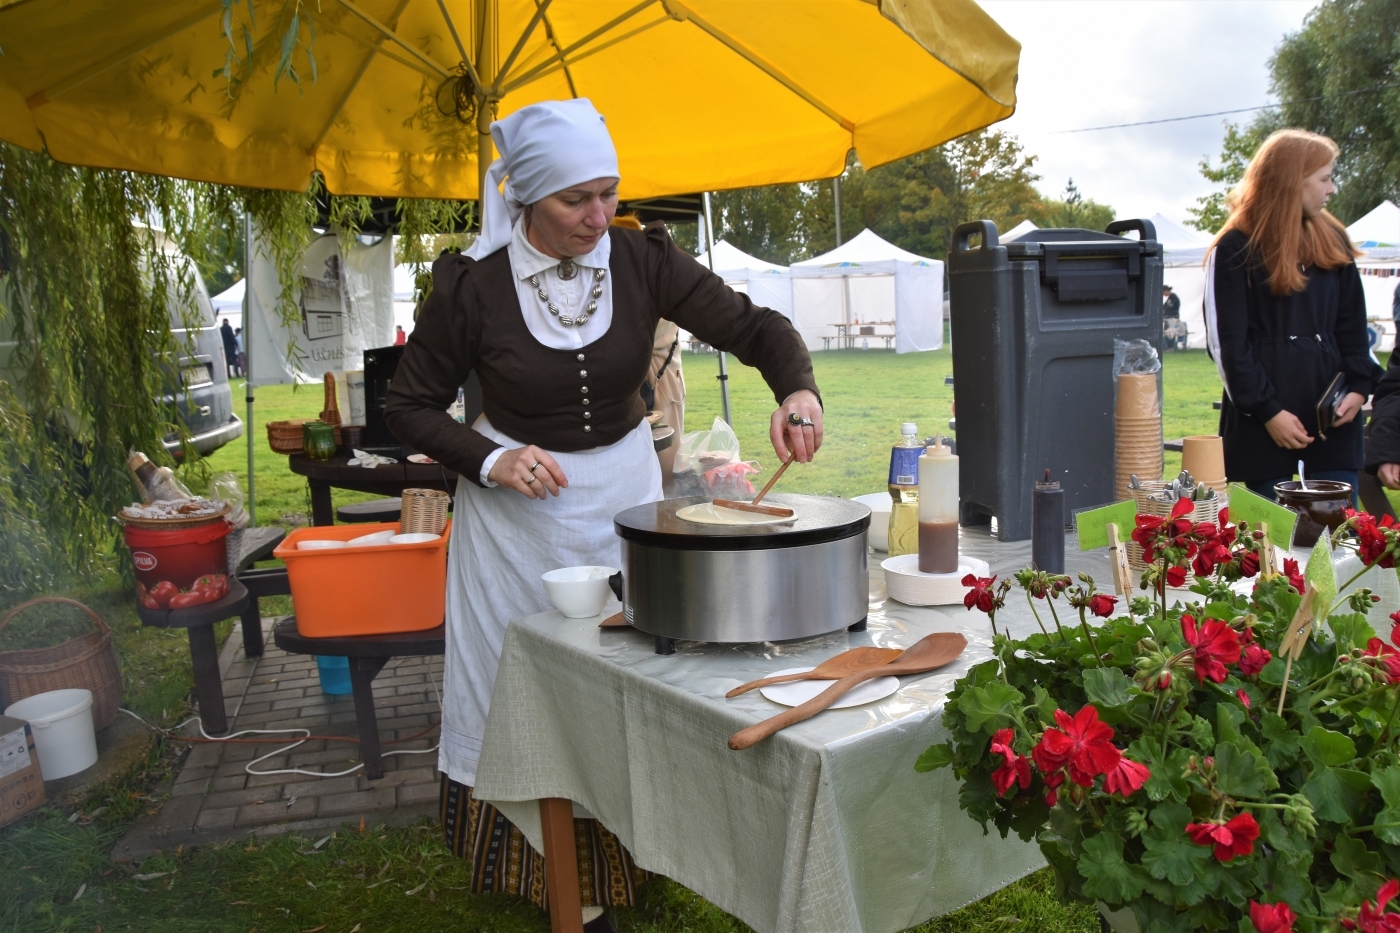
[1349,201,1400,248]
[210,278,244,313]
[1001,219,1038,241]
[791,228,937,275]
[695,240,788,277]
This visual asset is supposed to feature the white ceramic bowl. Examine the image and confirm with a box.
[852,493,892,551]
[389,532,440,545]
[347,530,396,547]
[297,539,347,551]
[882,554,991,606]
[542,565,618,619]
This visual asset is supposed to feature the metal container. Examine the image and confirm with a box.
[612,494,870,654]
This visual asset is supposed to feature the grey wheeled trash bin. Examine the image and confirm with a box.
[948,220,1164,541]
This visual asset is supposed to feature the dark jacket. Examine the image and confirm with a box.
[384,224,819,485]
[1365,351,1400,473]
[1212,229,1380,480]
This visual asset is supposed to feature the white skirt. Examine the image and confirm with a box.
[437,416,662,786]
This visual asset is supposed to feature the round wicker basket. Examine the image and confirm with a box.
[0,597,124,730]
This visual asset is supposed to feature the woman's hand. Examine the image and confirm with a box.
[1264,410,1314,450]
[1333,391,1367,427]
[487,445,568,500]
[770,390,824,463]
[1380,463,1400,489]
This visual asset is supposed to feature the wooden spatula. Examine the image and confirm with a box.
[725,646,904,698]
[728,632,968,750]
[713,451,797,517]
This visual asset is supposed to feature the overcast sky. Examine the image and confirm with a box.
[980,0,1316,226]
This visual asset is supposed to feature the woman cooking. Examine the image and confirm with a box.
[384,99,821,924]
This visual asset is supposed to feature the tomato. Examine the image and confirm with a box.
[194,574,229,599]
[149,580,179,609]
[169,590,208,609]
[135,582,160,610]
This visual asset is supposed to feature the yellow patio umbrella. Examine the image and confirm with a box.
[0,0,1019,200]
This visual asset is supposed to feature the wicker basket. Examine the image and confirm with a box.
[1127,494,1223,571]
[0,597,124,730]
[401,488,450,536]
[267,419,308,454]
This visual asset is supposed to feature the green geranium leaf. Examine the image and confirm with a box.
[1128,735,1191,802]
[1141,801,1212,887]
[1260,713,1301,770]
[1304,766,1370,824]
[914,742,955,773]
[1318,877,1357,917]
[1301,726,1356,768]
[1328,612,1376,654]
[1373,765,1400,809]
[1077,831,1145,905]
[1331,834,1384,882]
[1372,807,1400,846]
[1083,667,1136,708]
[1216,703,1245,745]
[957,682,1025,734]
[1213,741,1276,799]
[1029,685,1058,724]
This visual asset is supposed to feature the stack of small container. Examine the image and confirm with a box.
[1115,372,1163,497]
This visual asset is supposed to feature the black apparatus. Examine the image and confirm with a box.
[948,220,1163,541]
[365,345,484,453]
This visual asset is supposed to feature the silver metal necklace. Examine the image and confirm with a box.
[529,266,605,327]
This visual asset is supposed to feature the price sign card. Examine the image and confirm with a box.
[1074,500,1138,551]
[1225,484,1297,550]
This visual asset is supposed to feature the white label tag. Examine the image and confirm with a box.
[0,727,32,778]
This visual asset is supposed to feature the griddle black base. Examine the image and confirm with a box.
[847,617,867,632]
[654,634,676,655]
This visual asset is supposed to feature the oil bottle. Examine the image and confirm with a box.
[887,423,921,557]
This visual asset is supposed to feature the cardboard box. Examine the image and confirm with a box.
[0,714,45,827]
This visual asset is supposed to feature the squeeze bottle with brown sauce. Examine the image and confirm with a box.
[918,437,959,574]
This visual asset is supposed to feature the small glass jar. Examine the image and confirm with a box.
[303,421,336,461]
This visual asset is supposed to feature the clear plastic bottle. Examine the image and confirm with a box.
[918,437,959,574]
[887,423,922,557]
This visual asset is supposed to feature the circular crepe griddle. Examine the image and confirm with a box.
[614,494,870,551]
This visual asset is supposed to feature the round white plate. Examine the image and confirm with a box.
[676,502,795,526]
[882,554,991,606]
[758,667,900,708]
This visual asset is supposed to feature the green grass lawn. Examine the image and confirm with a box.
[1,349,1236,933]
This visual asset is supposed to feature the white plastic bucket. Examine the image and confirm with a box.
[4,688,98,779]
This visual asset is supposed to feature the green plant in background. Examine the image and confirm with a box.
[922,508,1400,932]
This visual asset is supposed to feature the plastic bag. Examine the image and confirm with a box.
[675,417,760,497]
[210,472,249,529]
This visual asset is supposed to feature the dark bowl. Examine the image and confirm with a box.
[1274,480,1353,548]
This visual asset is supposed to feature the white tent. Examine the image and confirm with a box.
[1001,219,1038,242]
[789,229,943,353]
[210,279,245,329]
[694,240,793,321]
[1349,201,1400,248]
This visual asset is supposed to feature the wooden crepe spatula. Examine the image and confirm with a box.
[712,450,797,518]
[724,646,904,698]
[728,632,968,750]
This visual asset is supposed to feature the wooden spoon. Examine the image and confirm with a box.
[725,646,904,698]
[713,451,797,518]
[728,632,968,750]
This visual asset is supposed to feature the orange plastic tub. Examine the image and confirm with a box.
[273,521,451,638]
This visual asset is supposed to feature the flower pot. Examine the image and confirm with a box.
[1274,480,1352,548]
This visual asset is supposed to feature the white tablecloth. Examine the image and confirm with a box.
[473,526,1124,933]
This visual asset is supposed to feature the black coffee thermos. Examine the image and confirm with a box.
[1032,470,1065,573]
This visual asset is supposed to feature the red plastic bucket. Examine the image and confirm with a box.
[123,521,231,609]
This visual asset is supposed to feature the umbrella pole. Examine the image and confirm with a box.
[701,192,732,424]
[243,212,256,526]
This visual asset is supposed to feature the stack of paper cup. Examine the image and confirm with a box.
[1116,372,1163,496]
[1181,435,1227,498]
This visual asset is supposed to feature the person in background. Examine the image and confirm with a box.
[1360,279,1400,488]
[234,327,245,377]
[1162,284,1181,320]
[1392,279,1400,329]
[1204,128,1380,502]
[219,318,239,378]
[393,324,407,345]
[610,213,686,485]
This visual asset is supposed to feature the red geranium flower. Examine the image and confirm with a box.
[1181,614,1242,684]
[988,728,1032,797]
[1236,688,1252,709]
[1240,643,1272,676]
[1362,638,1400,685]
[1351,510,1398,569]
[1032,705,1121,787]
[1390,610,1400,649]
[1283,558,1306,594]
[1041,769,1065,808]
[1238,550,1260,577]
[1166,565,1188,588]
[1356,879,1400,932]
[1102,756,1151,797]
[1249,900,1296,933]
[962,574,997,613]
[1088,593,1117,618]
[1186,811,1259,862]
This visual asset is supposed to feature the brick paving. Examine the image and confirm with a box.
[115,617,443,859]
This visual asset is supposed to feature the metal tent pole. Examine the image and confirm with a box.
[833,174,843,247]
[243,212,256,525]
[701,192,731,424]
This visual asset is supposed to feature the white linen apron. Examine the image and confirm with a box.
[438,414,662,786]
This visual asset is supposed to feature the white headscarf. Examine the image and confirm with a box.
[465,98,620,260]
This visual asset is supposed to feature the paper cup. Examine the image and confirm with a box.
[1181,435,1226,485]
[1116,373,1160,418]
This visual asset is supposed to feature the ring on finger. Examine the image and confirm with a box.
[525,475,538,485]
[787,411,804,426]
[529,461,542,473]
